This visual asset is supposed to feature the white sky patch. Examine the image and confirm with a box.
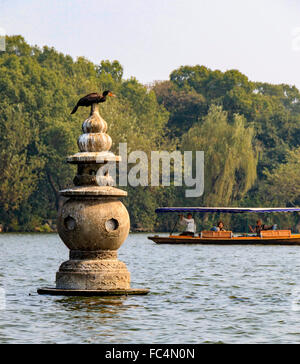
[0,0,300,87]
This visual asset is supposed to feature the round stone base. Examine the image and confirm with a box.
[37,287,150,296]
[56,270,131,291]
[55,253,131,290]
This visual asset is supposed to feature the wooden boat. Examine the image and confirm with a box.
[148,207,300,245]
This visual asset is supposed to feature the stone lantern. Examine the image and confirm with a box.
[38,104,149,296]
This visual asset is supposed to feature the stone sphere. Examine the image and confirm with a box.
[57,197,130,251]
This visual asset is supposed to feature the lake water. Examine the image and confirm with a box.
[1,233,300,343]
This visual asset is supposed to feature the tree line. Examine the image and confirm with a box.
[0,36,299,233]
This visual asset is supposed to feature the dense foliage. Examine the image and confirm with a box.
[1,36,300,232]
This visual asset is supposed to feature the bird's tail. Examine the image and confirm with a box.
[71,104,78,114]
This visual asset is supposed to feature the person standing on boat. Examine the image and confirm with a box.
[179,213,196,236]
[249,219,274,236]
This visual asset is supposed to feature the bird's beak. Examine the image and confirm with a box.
[109,92,116,97]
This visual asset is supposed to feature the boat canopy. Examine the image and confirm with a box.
[155,207,300,214]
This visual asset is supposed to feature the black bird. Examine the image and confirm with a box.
[71,90,116,114]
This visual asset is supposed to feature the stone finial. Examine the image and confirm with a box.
[77,104,112,152]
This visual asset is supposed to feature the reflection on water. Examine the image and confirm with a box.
[56,296,128,310]
[1,233,300,343]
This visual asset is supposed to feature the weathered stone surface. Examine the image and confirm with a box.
[57,197,130,251]
[59,186,127,197]
[77,104,112,153]
[69,250,118,260]
[72,162,116,187]
[59,257,128,272]
[56,272,130,290]
[78,132,112,152]
[82,104,107,133]
[67,151,121,164]
[56,257,131,290]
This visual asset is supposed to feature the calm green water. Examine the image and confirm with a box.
[1,233,300,343]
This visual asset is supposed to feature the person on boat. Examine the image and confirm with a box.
[249,219,274,236]
[179,213,196,236]
[217,221,226,231]
[211,221,226,232]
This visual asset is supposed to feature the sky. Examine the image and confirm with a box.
[1,0,300,87]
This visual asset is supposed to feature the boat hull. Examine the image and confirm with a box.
[148,235,300,245]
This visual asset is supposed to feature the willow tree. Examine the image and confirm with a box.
[181,105,258,206]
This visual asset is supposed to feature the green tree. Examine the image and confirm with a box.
[97,60,123,82]
[262,147,300,206]
[0,105,44,226]
[153,80,207,137]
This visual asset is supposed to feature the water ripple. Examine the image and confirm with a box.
[1,233,300,343]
